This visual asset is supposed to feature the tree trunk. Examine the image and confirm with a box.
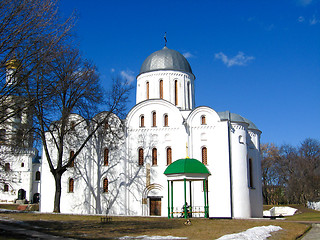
[53,173,62,213]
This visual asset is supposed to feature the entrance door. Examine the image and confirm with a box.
[150,198,161,216]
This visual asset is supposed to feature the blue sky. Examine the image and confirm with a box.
[59,0,320,147]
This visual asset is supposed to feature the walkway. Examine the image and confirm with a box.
[301,224,320,240]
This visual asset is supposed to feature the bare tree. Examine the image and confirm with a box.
[0,0,75,189]
[261,138,320,205]
[0,0,74,122]
[25,47,132,212]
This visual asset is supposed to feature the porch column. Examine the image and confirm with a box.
[167,180,170,218]
[184,178,187,218]
[171,181,173,218]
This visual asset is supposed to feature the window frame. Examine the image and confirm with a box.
[103,178,108,193]
[152,148,157,166]
[138,148,144,166]
[104,148,109,166]
[166,147,172,165]
[164,114,168,127]
[202,146,207,165]
[68,178,74,193]
[35,171,41,181]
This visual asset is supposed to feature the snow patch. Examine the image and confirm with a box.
[119,236,187,240]
[216,225,282,240]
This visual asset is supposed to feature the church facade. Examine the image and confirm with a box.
[40,46,263,218]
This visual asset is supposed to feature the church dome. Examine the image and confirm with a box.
[139,46,193,76]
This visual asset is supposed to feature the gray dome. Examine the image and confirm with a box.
[139,47,193,76]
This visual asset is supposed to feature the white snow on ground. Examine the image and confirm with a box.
[216,225,282,240]
[118,225,282,240]
[119,236,187,239]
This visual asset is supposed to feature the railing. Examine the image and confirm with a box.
[170,206,207,218]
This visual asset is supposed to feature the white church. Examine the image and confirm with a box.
[2,45,263,218]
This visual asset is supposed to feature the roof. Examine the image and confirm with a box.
[139,46,194,77]
[218,111,260,131]
[164,158,210,175]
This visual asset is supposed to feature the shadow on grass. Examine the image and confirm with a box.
[21,219,182,239]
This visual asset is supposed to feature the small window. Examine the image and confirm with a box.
[68,178,74,193]
[146,81,149,99]
[201,115,206,125]
[152,111,156,127]
[70,121,76,131]
[140,115,145,127]
[159,80,163,99]
[104,121,109,130]
[239,135,244,144]
[166,147,172,165]
[174,80,178,105]
[4,163,10,172]
[69,151,75,167]
[164,114,168,127]
[0,129,6,143]
[138,148,144,166]
[103,178,108,193]
[202,147,207,165]
[152,148,157,166]
[248,158,254,188]
[4,184,9,192]
[21,162,24,167]
[35,171,41,181]
[104,148,109,166]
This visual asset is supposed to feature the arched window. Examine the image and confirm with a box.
[152,111,156,127]
[68,178,74,193]
[4,184,9,192]
[202,147,207,165]
[152,148,157,166]
[174,80,178,105]
[164,114,168,127]
[167,147,172,165]
[146,81,149,99]
[69,151,75,167]
[140,115,145,127]
[35,171,41,181]
[103,178,108,193]
[104,148,109,166]
[159,80,163,99]
[70,121,75,131]
[104,121,109,131]
[248,158,254,188]
[4,163,10,172]
[138,148,144,166]
[201,115,206,125]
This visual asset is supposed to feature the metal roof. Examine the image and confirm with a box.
[218,111,260,131]
[164,158,211,175]
[139,47,194,76]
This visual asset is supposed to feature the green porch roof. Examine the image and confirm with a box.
[164,158,211,175]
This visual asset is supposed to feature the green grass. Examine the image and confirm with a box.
[0,204,318,239]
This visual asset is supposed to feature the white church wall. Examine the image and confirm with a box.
[136,71,194,110]
[230,122,251,218]
[0,149,36,203]
[248,130,263,218]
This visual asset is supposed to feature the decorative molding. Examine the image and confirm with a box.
[128,127,180,133]
[231,124,246,131]
[138,71,191,80]
[191,125,215,130]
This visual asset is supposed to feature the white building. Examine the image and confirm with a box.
[0,60,41,204]
[40,46,263,218]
